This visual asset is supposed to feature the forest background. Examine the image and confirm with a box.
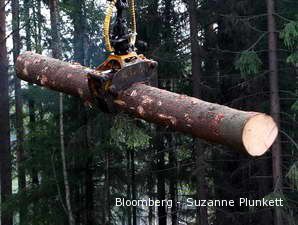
[0,0,298,224]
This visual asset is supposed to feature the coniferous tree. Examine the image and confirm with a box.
[12,0,26,222]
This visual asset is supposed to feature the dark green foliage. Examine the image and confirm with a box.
[280,20,298,65]
[235,51,262,77]
[110,116,151,150]
[280,21,298,49]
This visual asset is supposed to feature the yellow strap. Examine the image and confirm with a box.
[103,0,116,52]
[103,0,137,53]
[129,0,137,46]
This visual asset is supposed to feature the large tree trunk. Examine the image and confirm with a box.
[12,0,27,223]
[0,1,12,224]
[266,0,283,225]
[16,52,278,156]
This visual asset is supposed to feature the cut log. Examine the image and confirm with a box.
[16,52,278,156]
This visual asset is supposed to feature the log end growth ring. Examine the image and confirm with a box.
[242,114,278,156]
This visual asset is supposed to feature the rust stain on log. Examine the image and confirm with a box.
[184,113,193,124]
[114,100,126,106]
[157,113,177,126]
[137,106,145,116]
[141,95,153,104]
[77,88,84,97]
[209,113,225,136]
[40,75,48,85]
[130,90,138,97]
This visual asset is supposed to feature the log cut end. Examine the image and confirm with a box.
[242,114,278,156]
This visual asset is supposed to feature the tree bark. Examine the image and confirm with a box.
[16,52,278,156]
[0,1,12,224]
[266,0,283,225]
[12,0,27,222]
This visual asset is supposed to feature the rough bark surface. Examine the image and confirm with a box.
[16,52,278,156]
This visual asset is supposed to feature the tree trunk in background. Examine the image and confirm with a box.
[85,157,94,225]
[146,0,160,57]
[70,1,94,224]
[169,138,177,225]
[32,0,42,54]
[104,152,111,224]
[24,0,41,186]
[188,1,209,224]
[25,0,39,186]
[148,170,154,225]
[155,132,167,225]
[24,0,32,51]
[49,1,76,225]
[266,0,283,225]
[127,149,132,225]
[60,93,76,225]
[72,0,88,65]
[24,0,34,158]
[37,0,42,52]
[12,0,26,223]
[0,1,12,224]
[49,0,62,60]
[131,150,137,225]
